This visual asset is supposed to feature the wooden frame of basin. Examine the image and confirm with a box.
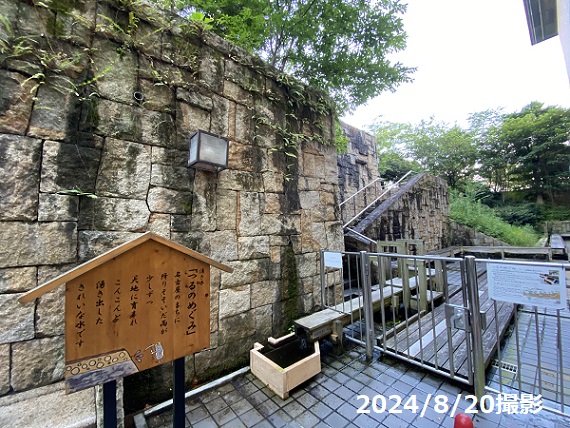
[250,340,321,399]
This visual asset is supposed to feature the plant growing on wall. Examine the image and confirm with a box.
[151,0,414,114]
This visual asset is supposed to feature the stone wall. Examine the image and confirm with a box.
[359,174,450,253]
[337,121,379,203]
[546,221,570,234]
[448,221,509,247]
[0,0,343,414]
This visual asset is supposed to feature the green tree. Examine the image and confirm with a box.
[373,119,478,188]
[370,121,421,180]
[154,0,414,113]
[399,119,478,188]
[500,102,570,203]
[468,109,513,193]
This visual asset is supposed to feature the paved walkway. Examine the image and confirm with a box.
[142,343,570,428]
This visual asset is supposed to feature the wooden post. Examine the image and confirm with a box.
[103,380,117,428]
[173,357,186,428]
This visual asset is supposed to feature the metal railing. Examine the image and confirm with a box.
[340,171,416,229]
[476,258,570,416]
[319,248,570,416]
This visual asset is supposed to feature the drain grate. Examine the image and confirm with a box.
[491,359,519,374]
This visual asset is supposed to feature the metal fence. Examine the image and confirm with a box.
[319,249,570,416]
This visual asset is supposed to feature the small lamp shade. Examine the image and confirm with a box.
[188,130,229,171]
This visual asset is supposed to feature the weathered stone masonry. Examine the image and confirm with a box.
[0,0,344,408]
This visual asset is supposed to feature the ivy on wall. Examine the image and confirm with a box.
[0,0,342,170]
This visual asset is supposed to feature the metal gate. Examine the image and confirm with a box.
[319,249,570,415]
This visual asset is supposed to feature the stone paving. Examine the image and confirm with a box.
[143,343,570,428]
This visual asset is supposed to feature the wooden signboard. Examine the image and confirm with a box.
[19,233,232,393]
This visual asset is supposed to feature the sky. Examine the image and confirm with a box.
[342,0,570,130]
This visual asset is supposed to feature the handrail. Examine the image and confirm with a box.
[340,170,416,208]
[339,178,383,208]
[342,171,417,229]
[345,228,377,245]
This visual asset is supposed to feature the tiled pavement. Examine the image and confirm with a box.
[143,343,570,428]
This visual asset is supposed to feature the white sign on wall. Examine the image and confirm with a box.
[487,263,567,310]
[323,252,343,269]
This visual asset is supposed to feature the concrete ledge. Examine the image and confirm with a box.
[0,381,96,428]
[138,366,250,426]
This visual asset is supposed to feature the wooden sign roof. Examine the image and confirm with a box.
[19,232,232,303]
[18,232,233,393]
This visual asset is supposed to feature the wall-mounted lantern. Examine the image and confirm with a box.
[188,130,229,172]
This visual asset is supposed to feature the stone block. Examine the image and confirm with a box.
[10,336,65,391]
[141,109,177,149]
[296,253,318,279]
[0,71,35,134]
[79,197,150,231]
[193,342,249,381]
[234,104,251,142]
[300,217,327,252]
[148,213,170,238]
[91,39,138,104]
[220,259,271,289]
[171,215,193,232]
[297,176,322,192]
[148,187,193,215]
[85,98,142,142]
[176,88,213,111]
[325,222,345,252]
[238,236,270,260]
[215,189,237,231]
[0,344,9,395]
[299,191,321,210]
[0,294,35,344]
[219,285,250,319]
[151,146,188,167]
[228,141,264,172]
[224,60,263,94]
[151,163,192,191]
[237,192,264,237]
[36,285,65,337]
[264,214,300,236]
[0,222,77,268]
[253,304,273,340]
[177,102,211,142]
[96,138,151,198]
[210,95,230,137]
[0,267,37,293]
[302,293,315,313]
[138,79,174,113]
[0,134,41,220]
[251,281,278,309]
[52,1,96,47]
[198,48,224,92]
[260,214,285,236]
[78,231,141,262]
[218,170,264,192]
[40,140,101,194]
[218,311,255,343]
[223,80,253,108]
[208,231,238,262]
[262,171,284,193]
[264,193,282,214]
[0,0,17,40]
[38,193,79,222]
[28,84,81,141]
[37,264,77,286]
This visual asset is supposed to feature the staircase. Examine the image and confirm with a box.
[340,171,425,246]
